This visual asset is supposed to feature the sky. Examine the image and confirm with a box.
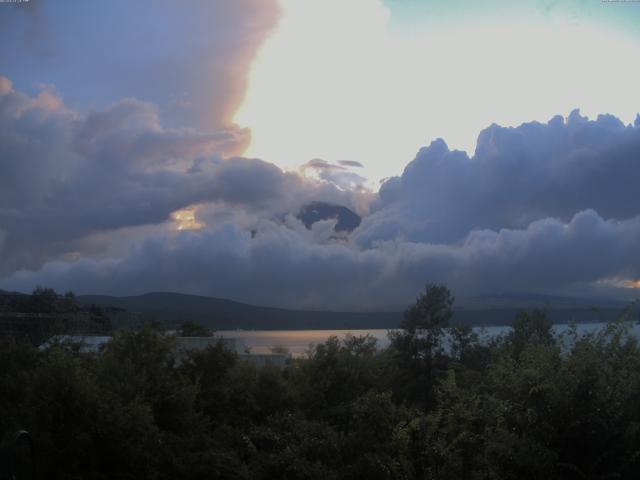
[1,0,640,310]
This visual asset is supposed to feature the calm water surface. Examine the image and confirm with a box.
[218,322,640,357]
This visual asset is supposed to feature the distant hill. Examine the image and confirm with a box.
[297,201,362,232]
[77,291,636,330]
[456,292,627,310]
[78,292,401,330]
[454,292,633,326]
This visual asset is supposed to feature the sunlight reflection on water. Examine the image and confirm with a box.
[217,322,640,357]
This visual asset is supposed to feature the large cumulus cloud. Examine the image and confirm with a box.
[356,111,640,246]
[0,77,366,274]
[2,77,640,308]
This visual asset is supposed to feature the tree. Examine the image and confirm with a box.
[449,324,479,364]
[30,287,59,313]
[508,308,553,358]
[391,283,454,360]
[177,320,213,337]
[179,339,239,426]
[401,283,455,339]
[388,284,455,407]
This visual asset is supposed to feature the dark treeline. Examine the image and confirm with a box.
[0,288,97,316]
[0,288,112,345]
[2,285,640,479]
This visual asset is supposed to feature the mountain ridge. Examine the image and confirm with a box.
[76,291,635,330]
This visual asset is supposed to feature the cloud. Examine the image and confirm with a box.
[2,77,640,309]
[301,159,343,172]
[301,159,368,190]
[235,1,640,185]
[338,160,364,168]
[0,0,280,131]
[0,78,367,274]
[355,111,640,247]
[3,209,640,310]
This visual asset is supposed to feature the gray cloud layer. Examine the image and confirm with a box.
[1,77,639,308]
[4,209,640,310]
[0,77,363,274]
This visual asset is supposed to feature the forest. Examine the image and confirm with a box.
[1,285,640,479]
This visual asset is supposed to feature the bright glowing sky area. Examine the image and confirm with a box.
[236,0,640,184]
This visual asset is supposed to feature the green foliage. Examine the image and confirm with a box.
[508,308,554,357]
[401,283,454,337]
[387,284,455,408]
[290,334,380,420]
[2,287,640,479]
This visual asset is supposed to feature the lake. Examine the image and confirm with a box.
[218,322,640,357]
